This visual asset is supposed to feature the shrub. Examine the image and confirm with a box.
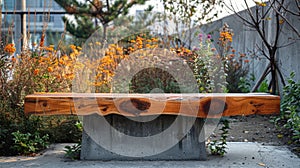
[129,67,181,93]
[278,72,300,143]
[208,119,230,156]
[0,104,47,155]
[193,23,250,93]
[11,131,49,155]
[64,143,81,160]
[217,24,250,93]
[193,33,227,93]
[41,116,82,143]
[0,35,82,155]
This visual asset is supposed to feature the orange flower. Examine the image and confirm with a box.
[34,69,40,75]
[219,31,233,42]
[65,73,74,80]
[229,54,235,57]
[151,37,159,42]
[240,53,246,57]
[47,67,53,72]
[4,43,16,54]
[69,44,76,49]
[44,46,54,51]
[76,46,82,51]
[59,59,65,65]
[128,47,134,52]
[11,56,17,63]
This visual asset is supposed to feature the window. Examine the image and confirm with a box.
[49,16,54,22]
[4,0,15,10]
[39,0,43,8]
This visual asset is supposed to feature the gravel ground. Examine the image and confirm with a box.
[210,115,300,157]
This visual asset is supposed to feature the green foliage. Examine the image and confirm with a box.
[208,119,230,156]
[0,97,47,156]
[193,35,227,93]
[0,37,83,156]
[257,80,269,93]
[237,75,269,93]
[238,74,255,93]
[162,0,223,24]
[225,59,250,93]
[63,120,82,160]
[278,72,300,143]
[129,68,181,93]
[64,143,82,160]
[63,15,97,45]
[41,116,82,143]
[238,77,251,93]
[0,105,81,156]
[75,120,83,131]
[11,131,49,155]
[55,0,151,43]
[63,121,82,160]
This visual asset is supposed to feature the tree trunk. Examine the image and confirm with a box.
[269,49,277,95]
[270,63,277,94]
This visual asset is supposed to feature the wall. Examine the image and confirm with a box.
[200,3,300,94]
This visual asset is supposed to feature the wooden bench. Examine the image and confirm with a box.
[24,93,280,160]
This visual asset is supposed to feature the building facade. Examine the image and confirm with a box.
[1,0,65,52]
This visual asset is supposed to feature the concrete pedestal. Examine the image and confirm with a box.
[80,114,206,160]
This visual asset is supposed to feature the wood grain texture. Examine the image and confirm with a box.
[24,93,280,118]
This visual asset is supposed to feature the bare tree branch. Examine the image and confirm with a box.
[273,0,283,49]
[226,0,300,94]
[275,0,300,16]
[271,0,300,37]
[224,1,255,26]
[255,43,271,60]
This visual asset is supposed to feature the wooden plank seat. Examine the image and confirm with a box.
[24,93,280,118]
[24,93,280,160]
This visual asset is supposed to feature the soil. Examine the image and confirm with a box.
[210,115,300,157]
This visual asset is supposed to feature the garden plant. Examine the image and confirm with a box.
[1,2,298,157]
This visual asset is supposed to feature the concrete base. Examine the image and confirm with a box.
[80,114,206,160]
